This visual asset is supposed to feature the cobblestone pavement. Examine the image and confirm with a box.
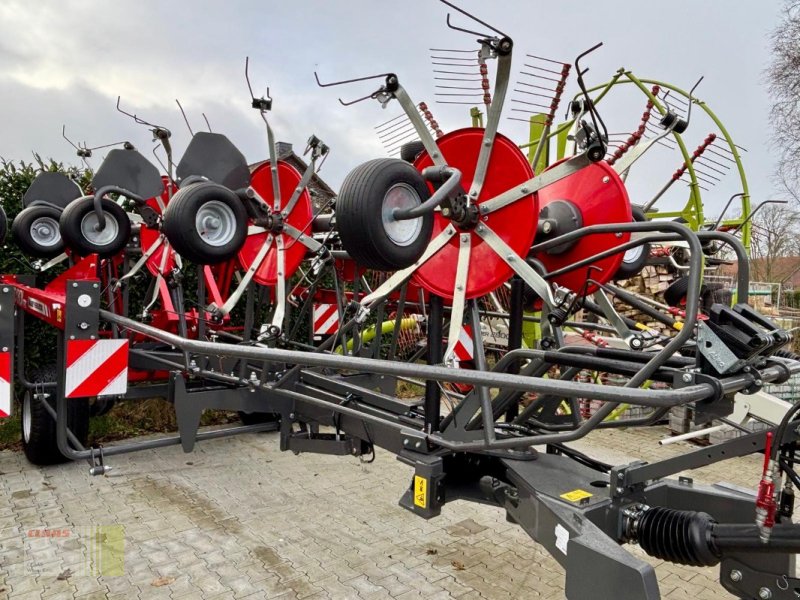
[0,425,773,599]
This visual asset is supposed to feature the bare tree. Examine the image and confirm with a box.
[749,203,800,282]
[767,1,800,192]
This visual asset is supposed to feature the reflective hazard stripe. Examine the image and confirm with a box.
[454,325,474,362]
[0,352,10,418]
[313,303,339,335]
[65,339,129,398]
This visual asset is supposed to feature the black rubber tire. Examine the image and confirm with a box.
[400,141,425,163]
[614,206,650,280]
[0,205,7,246]
[664,276,708,308]
[238,411,280,426]
[59,197,132,258]
[21,365,90,466]
[11,205,65,258]
[336,158,433,271]
[162,181,248,265]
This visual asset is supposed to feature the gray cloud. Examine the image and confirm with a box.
[0,0,785,220]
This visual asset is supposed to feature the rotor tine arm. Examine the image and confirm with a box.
[443,234,472,366]
[270,236,287,331]
[393,85,448,167]
[359,226,457,312]
[214,235,274,318]
[473,222,556,308]
[467,47,513,200]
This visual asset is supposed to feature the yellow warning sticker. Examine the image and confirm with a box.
[414,475,427,508]
[560,489,593,503]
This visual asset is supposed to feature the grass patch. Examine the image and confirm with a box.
[0,412,22,451]
[0,397,241,451]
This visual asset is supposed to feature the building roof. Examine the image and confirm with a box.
[720,256,800,287]
[249,142,336,210]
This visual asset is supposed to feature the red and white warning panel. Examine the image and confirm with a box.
[0,352,10,418]
[65,339,129,399]
[313,303,340,336]
[454,325,474,362]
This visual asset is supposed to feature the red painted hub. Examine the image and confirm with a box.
[139,176,178,276]
[412,128,538,300]
[238,160,313,286]
[533,159,631,296]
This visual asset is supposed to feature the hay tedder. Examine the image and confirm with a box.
[2,2,800,598]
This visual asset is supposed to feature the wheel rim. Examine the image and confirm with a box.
[80,211,120,247]
[381,183,423,247]
[195,200,237,247]
[623,245,644,264]
[30,216,61,248]
[22,391,31,443]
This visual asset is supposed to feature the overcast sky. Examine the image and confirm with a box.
[0,0,787,219]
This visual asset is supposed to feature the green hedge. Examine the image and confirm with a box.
[0,158,92,376]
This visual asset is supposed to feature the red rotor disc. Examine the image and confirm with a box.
[140,176,178,276]
[411,128,538,300]
[533,159,631,296]
[238,160,313,286]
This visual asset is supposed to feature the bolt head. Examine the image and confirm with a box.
[682,373,693,383]
[729,569,742,582]
[758,587,772,599]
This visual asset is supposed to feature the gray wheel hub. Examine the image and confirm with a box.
[381,183,423,247]
[195,200,237,247]
[80,211,120,247]
[30,216,61,248]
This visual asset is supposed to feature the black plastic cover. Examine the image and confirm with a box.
[23,172,83,208]
[176,132,250,190]
[92,148,164,200]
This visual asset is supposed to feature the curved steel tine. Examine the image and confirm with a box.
[202,113,212,133]
[440,0,508,38]
[175,99,194,137]
[116,96,157,128]
[338,91,379,106]
[151,144,169,175]
[314,71,392,88]
[62,125,81,151]
[245,56,256,100]
[445,13,490,38]
[245,57,273,110]
[685,76,704,125]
